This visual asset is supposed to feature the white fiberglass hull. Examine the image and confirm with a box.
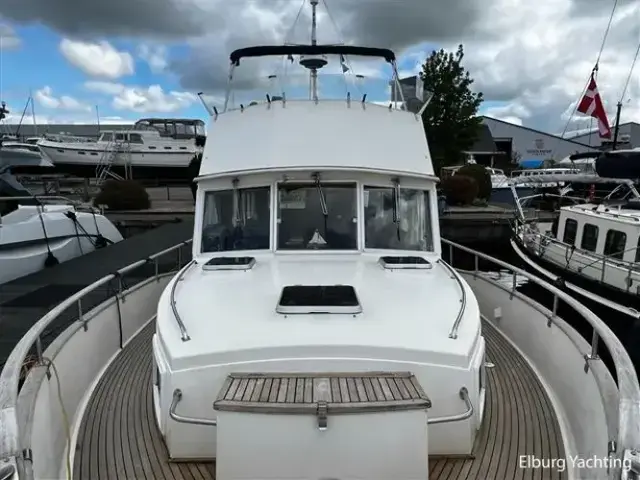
[38,141,198,168]
[0,205,123,284]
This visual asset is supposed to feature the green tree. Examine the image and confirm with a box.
[419,45,484,171]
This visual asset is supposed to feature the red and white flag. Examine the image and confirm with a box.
[576,73,611,138]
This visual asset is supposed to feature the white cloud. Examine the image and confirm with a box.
[137,44,168,73]
[59,39,134,79]
[34,86,91,112]
[84,81,197,113]
[1,102,134,125]
[456,0,640,130]
[0,23,20,49]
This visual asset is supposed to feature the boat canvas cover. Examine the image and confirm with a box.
[595,151,640,179]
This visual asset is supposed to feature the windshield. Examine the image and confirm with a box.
[201,186,271,252]
[364,186,433,251]
[277,183,357,250]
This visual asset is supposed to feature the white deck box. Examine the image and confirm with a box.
[214,372,431,480]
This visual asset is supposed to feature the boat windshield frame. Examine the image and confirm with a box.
[276,180,359,251]
[197,172,438,255]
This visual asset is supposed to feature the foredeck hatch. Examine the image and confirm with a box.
[276,285,362,314]
[379,256,432,269]
[203,256,255,271]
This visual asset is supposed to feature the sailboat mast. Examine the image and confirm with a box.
[29,91,37,137]
[310,0,319,100]
[611,101,623,150]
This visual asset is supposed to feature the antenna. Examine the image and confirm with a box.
[299,0,327,101]
[197,92,216,116]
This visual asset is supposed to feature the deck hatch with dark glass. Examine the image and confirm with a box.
[203,256,256,271]
[276,285,362,314]
[379,256,432,270]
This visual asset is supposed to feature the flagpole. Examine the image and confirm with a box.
[611,101,623,150]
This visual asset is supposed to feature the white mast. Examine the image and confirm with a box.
[299,0,327,101]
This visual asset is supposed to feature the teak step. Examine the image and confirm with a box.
[214,371,431,426]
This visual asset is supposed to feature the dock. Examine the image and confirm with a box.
[439,203,556,244]
[0,219,194,370]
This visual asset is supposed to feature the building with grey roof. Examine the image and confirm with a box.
[566,122,640,149]
[481,116,599,166]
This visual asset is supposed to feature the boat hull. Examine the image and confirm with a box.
[511,231,640,318]
[38,142,201,180]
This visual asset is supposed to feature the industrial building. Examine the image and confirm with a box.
[480,116,598,167]
[567,122,640,150]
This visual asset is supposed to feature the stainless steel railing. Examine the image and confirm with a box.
[0,239,192,476]
[442,237,640,478]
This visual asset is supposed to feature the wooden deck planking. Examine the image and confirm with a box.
[74,319,566,480]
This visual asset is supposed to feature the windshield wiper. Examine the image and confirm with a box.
[232,177,244,225]
[313,172,328,216]
[392,178,401,241]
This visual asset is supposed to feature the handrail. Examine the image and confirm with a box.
[0,195,79,205]
[437,259,467,339]
[0,239,192,469]
[170,260,196,341]
[427,387,473,425]
[170,389,217,426]
[442,238,640,468]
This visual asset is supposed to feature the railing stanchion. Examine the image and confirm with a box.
[548,294,559,327]
[78,298,86,331]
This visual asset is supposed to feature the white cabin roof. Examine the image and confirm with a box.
[198,100,434,179]
[563,203,640,225]
[157,253,480,370]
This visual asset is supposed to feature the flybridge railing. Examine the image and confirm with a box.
[220,73,396,111]
[0,240,192,479]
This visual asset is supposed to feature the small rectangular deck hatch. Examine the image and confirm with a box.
[276,285,362,314]
[213,372,431,430]
[379,256,432,270]
[203,256,255,271]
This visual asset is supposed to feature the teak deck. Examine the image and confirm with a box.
[73,319,566,480]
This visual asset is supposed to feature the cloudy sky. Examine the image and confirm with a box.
[0,0,637,136]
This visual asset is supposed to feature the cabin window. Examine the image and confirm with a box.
[563,219,578,245]
[364,186,433,251]
[277,182,357,250]
[129,133,143,144]
[100,132,113,142]
[115,133,126,142]
[635,237,640,262]
[581,224,599,252]
[201,186,270,252]
[604,230,626,260]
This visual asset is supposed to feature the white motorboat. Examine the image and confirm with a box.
[510,173,640,319]
[0,197,123,284]
[37,118,205,181]
[0,4,639,479]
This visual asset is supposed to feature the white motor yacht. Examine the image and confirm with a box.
[37,118,205,181]
[0,6,639,479]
